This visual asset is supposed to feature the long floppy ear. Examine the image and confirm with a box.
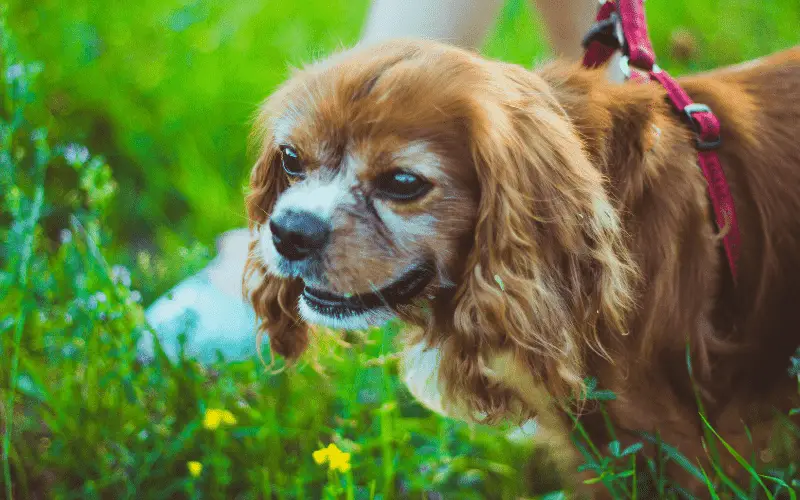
[242,138,308,361]
[438,63,638,414]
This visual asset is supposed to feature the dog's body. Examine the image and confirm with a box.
[534,48,800,490]
[245,40,800,493]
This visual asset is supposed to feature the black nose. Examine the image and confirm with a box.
[269,210,331,261]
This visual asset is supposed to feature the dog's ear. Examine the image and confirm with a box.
[439,64,638,410]
[243,139,308,361]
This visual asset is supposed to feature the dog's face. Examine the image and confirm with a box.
[258,102,478,331]
[248,40,487,333]
[245,39,637,418]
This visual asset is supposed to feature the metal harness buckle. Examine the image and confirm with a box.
[581,11,626,53]
[683,103,722,151]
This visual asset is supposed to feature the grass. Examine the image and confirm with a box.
[1,0,799,498]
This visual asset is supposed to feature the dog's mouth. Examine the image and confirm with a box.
[301,263,435,318]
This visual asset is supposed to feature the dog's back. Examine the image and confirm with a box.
[680,47,800,407]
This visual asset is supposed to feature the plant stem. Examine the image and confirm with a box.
[379,337,395,499]
[3,309,26,500]
[345,470,355,500]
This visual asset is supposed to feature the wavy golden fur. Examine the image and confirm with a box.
[244,39,800,494]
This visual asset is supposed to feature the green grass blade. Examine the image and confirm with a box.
[698,464,721,500]
[698,413,773,500]
[759,475,797,500]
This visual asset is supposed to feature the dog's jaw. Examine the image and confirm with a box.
[297,296,396,330]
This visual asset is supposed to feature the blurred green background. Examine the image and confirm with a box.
[8,0,799,292]
[1,0,798,498]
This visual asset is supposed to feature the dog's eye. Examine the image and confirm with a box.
[374,170,432,202]
[279,145,304,177]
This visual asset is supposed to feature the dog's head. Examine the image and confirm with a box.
[245,39,637,418]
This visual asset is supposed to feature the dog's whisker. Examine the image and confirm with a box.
[222,206,262,226]
[365,279,393,311]
[244,197,271,219]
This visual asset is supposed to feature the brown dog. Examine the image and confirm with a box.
[244,39,800,494]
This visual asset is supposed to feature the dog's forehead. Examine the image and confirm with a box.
[268,44,478,156]
[270,71,406,147]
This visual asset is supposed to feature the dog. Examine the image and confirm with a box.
[243,39,800,494]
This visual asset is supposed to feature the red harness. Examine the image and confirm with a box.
[581,0,741,282]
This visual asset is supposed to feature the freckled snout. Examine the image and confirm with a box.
[269,210,331,261]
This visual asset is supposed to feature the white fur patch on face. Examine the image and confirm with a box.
[257,225,285,277]
[272,110,300,145]
[392,140,445,180]
[272,179,345,221]
[297,296,396,330]
[375,209,438,244]
[260,173,355,277]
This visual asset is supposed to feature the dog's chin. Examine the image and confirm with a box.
[296,261,436,331]
[298,297,397,330]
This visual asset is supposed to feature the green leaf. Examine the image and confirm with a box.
[582,475,605,485]
[638,432,705,481]
[621,443,644,457]
[540,491,567,500]
[591,390,617,401]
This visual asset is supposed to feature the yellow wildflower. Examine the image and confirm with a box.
[312,448,328,465]
[202,408,237,430]
[329,451,351,473]
[187,461,203,477]
[221,410,237,425]
[312,443,352,473]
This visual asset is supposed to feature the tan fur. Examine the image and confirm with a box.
[244,39,800,494]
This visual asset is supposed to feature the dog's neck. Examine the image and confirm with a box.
[536,62,738,399]
[535,62,691,207]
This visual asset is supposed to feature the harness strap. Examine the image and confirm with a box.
[582,1,619,69]
[581,0,741,281]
